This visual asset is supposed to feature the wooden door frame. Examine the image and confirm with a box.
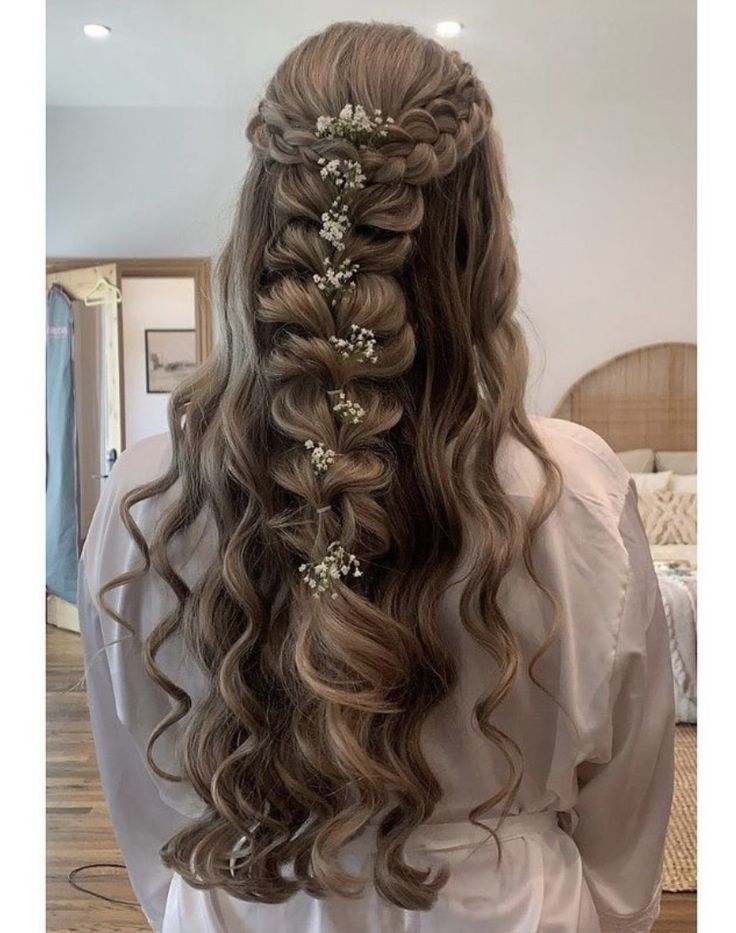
[45,257,214,363]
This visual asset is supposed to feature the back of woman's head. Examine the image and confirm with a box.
[101,20,561,911]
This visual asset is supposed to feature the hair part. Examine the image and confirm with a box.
[99,20,562,911]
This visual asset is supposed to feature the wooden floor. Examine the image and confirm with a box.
[47,625,696,932]
[47,625,148,932]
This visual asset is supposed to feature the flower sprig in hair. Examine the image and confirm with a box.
[313,256,359,307]
[311,108,390,331]
[299,542,362,599]
[297,103,394,594]
[316,105,394,144]
[316,158,366,254]
[332,391,366,425]
[319,158,366,190]
[304,439,336,476]
[330,325,378,364]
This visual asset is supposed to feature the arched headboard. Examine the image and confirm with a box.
[552,342,697,452]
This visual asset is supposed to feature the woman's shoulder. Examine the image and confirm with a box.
[532,416,630,486]
[80,432,177,594]
[111,432,173,491]
[93,431,174,537]
[498,416,632,520]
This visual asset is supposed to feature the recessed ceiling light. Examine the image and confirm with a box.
[435,21,463,39]
[83,24,112,40]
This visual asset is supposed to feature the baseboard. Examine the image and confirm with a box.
[46,595,80,633]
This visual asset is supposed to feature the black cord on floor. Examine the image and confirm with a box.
[68,862,139,907]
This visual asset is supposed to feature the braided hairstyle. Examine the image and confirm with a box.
[99,21,562,911]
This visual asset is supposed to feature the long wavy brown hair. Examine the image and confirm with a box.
[99,21,562,911]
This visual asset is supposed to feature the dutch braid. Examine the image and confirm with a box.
[251,90,488,583]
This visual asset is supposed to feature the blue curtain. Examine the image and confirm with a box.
[46,284,80,603]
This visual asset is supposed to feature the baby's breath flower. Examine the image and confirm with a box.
[313,110,389,304]
[316,159,367,254]
[299,541,362,598]
[316,105,394,143]
[319,158,366,192]
[329,324,378,364]
[304,439,336,476]
[342,160,367,192]
[319,202,351,251]
[332,390,366,425]
[313,257,359,306]
[319,158,343,183]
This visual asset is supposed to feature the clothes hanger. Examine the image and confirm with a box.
[83,276,123,307]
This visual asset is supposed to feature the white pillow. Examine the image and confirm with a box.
[655,450,697,474]
[617,448,655,472]
[630,471,673,494]
[670,473,697,494]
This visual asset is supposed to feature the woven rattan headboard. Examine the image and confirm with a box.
[552,342,697,452]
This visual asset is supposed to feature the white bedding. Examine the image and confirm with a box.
[652,548,697,723]
[650,543,697,564]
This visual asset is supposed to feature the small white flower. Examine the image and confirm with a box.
[329,324,378,364]
[304,439,336,476]
[342,160,367,191]
[313,256,360,307]
[300,542,363,597]
[315,105,394,143]
[315,159,366,258]
[319,202,351,251]
[319,158,342,182]
[332,391,366,425]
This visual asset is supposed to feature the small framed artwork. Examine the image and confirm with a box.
[145,329,197,394]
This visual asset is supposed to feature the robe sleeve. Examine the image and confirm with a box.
[77,557,190,933]
[572,478,676,932]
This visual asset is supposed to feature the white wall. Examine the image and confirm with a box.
[505,79,696,414]
[46,107,244,258]
[47,9,695,415]
[121,277,196,446]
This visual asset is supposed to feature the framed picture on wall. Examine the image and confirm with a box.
[145,328,197,394]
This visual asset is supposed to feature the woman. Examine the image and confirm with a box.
[78,21,675,933]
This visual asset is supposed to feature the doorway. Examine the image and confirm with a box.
[45,257,212,630]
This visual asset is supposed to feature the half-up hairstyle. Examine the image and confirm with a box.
[99,20,563,911]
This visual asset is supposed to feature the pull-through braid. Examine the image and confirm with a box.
[256,131,419,586]
[242,88,493,905]
[249,77,491,588]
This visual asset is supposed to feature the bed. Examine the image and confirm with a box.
[553,342,697,723]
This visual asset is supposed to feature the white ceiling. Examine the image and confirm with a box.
[47,0,694,111]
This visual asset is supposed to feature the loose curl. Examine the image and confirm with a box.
[99,21,563,912]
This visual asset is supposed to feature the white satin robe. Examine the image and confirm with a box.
[78,416,675,933]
